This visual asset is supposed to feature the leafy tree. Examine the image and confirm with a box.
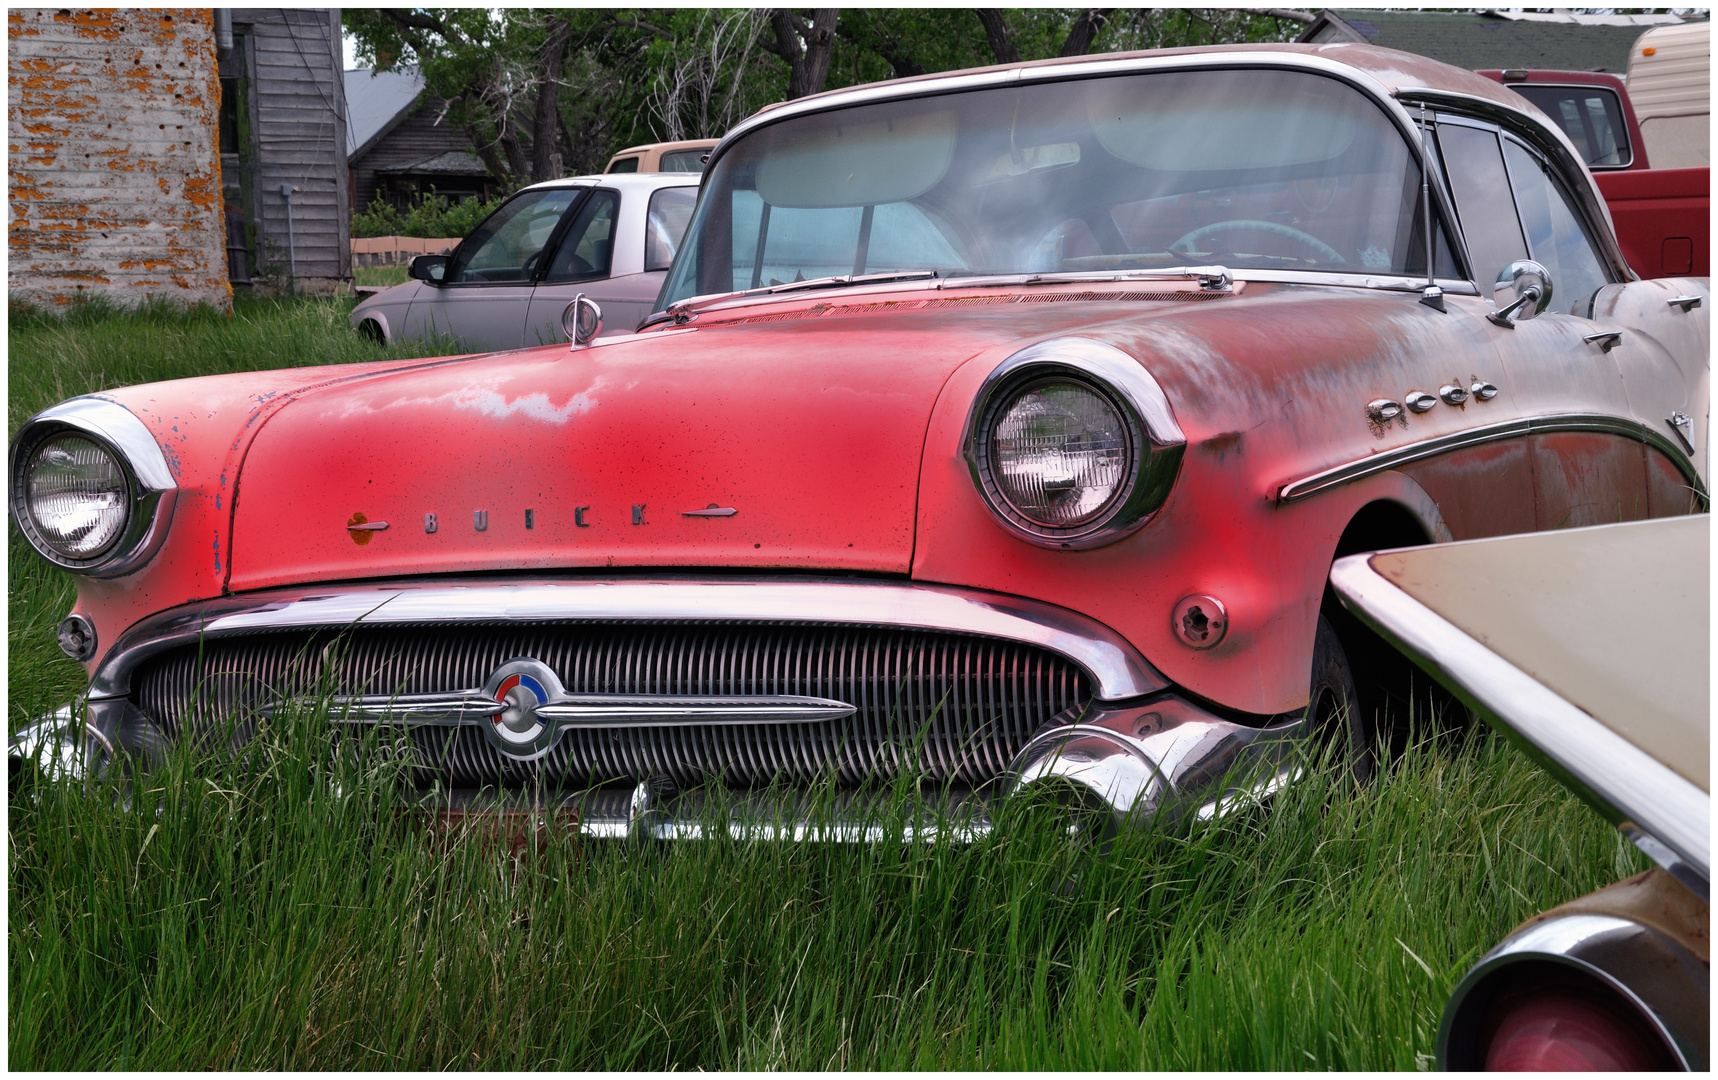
[344,7,1308,193]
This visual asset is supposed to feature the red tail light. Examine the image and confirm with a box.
[1484,991,1671,1071]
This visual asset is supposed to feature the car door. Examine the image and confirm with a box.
[525,184,698,342]
[522,187,623,345]
[1436,117,1649,531]
[403,186,586,352]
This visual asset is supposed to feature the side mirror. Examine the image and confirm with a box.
[562,293,603,347]
[409,254,449,284]
[1487,260,1553,328]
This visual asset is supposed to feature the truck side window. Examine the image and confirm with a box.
[1501,138,1611,316]
[1508,85,1631,168]
[1436,123,1530,289]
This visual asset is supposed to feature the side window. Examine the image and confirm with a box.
[608,156,640,174]
[544,189,619,282]
[448,188,581,284]
[644,187,698,272]
[1436,122,1530,290]
[1501,139,1611,316]
[1509,85,1631,168]
[658,149,708,173]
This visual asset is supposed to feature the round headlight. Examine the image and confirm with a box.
[24,433,130,559]
[989,379,1132,528]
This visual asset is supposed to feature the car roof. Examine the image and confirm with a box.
[766,42,1532,112]
[738,42,1535,135]
[608,139,719,156]
[516,172,701,195]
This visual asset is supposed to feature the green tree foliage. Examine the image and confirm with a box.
[350,190,505,239]
[343,8,1305,195]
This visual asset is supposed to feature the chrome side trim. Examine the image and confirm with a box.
[9,396,179,578]
[963,338,1187,550]
[1277,413,1705,503]
[90,577,1168,703]
[1330,551,1709,884]
[1438,914,1700,1070]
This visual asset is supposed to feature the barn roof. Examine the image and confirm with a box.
[344,67,424,159]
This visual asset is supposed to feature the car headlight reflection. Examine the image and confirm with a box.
[991,380,1130,527]
[25,433,130,559]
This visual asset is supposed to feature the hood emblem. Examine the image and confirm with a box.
[483,659,560,759]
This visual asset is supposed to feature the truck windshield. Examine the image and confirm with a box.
[661,67,1443,306]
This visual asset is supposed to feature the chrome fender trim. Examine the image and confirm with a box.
[1277,412,1706,504]
[88,576,1169,703]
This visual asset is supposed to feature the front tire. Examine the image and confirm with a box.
[1308,614,1373,784]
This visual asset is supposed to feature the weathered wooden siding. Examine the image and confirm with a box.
[236,8,349,287]
[8,8,231,310]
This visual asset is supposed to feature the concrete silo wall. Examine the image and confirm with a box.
[9,8,231,310]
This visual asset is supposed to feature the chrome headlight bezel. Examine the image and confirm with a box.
[965,339,1185,550]
[10,398,178,577]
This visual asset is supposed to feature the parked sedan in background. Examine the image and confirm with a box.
[1333,516,1707,1071]
[12,43,1710,840]
[350,172,700,350]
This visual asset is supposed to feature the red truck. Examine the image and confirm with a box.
[1478,68,1708,279]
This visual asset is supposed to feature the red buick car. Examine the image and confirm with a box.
[11,44,1708,837]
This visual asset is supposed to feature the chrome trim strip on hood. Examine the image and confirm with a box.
[1330,550,1709,886]
[90,577,1169,703]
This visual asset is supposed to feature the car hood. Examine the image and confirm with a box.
[226,299,1025,587]
[227,287,1242,591]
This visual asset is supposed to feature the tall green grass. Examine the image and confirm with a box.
[8,296,1643,1069]
[10,707,1642,1070]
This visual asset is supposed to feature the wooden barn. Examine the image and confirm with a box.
[216,8,350,292]
[346,67,495,214]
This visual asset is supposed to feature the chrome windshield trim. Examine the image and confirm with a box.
[1330,551,1709,885]
[658,269,1480,327]
[1277,413,1705,504]
[90,577,1168,703]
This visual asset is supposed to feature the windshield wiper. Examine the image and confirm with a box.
[763,269,939,294]
[640,270,941,330]
[940,265,1234,290]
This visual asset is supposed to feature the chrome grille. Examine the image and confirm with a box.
[132,623,1089,789]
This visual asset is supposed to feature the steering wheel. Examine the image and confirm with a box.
[1169,220,1345,266]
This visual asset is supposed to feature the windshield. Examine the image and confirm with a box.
[662,68,1448,307]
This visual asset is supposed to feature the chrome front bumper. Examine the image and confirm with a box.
[20,576,1306,834]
